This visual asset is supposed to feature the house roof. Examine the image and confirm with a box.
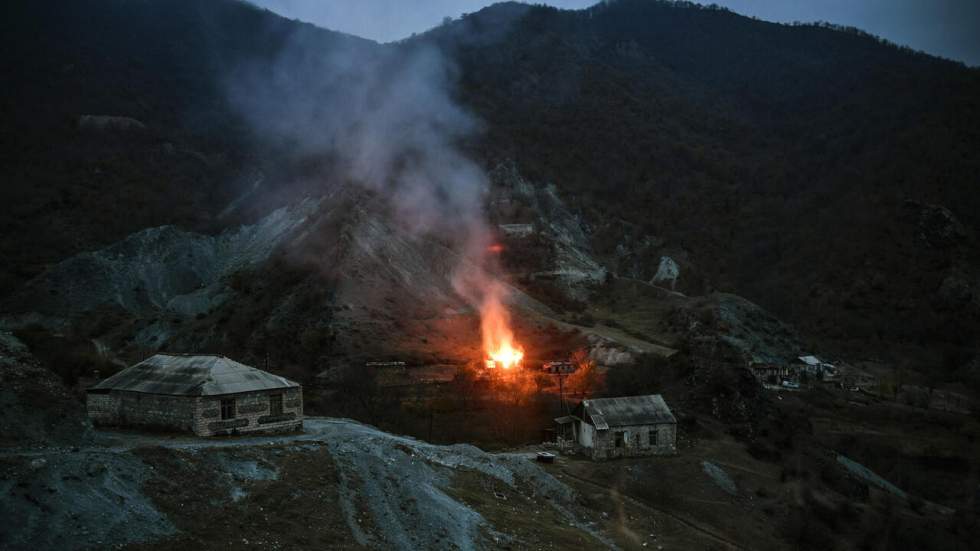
[799,355,836,368]
[581,394,676,429]
[89,353,299,396]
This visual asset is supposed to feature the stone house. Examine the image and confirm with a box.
[750,362,792,385]
[556,394,676,460]
[498,223,535,238]
[87,353,302,436]
[798,355,838,381]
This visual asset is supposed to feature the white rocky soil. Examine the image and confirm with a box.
[0,418,611,551]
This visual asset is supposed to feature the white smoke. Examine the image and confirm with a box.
[226,25,507,338]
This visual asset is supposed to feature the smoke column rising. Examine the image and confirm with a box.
[226,27,516,356]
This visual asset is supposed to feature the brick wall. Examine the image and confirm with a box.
[194,387,303,436]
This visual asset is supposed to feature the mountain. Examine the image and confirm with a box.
[3,2,980,550]
[5,0,977,374]
[431,1,980,368]
[0,0,377,295]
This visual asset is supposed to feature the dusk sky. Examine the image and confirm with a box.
[249,0,980,66]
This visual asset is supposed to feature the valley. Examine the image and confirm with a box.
[1,1,978,550]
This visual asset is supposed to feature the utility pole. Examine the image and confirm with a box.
[558,370,568,416]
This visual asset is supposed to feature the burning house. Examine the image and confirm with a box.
[86,353,303,436]
[556,394,677,460]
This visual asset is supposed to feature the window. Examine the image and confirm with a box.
[269,394,283,416]
[649,429,659,447]
[615,432,625,448]
[220,398,236,420]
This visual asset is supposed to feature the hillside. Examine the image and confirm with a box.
[0,0,377,296]
[3,0,977,375]
[2,2,980,550]
[429,1,980,368]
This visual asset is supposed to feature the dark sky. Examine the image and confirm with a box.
[249,0,980,66]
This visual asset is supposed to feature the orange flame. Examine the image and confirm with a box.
[481,281,524,369]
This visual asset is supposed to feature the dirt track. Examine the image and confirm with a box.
[559,468,747,550]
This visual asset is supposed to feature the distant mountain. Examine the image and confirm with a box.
[2,0,978,376]
[427,0,980,365]
[0,0,376,295]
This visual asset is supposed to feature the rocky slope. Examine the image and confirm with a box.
[0,332,91,448]
[4,199,321,324]
[3,0,976,376]
[0,416,611,551]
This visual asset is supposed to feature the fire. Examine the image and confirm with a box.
[489,343,524,370]
[480,281,524,369]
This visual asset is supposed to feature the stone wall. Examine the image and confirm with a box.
[588,422,676,460]
[86,391,196,432]
[193,387,303,436]
[85,392,119,425]
[86,387,304,436]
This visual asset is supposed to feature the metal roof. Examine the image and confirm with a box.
[90,354,299,396]
[582,395,676,429]
[590,413,610,430]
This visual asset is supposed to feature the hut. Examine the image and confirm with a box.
[86,353,302,436]
[749,362,792,385]
[556,394,676,460]
[798,355,838,381]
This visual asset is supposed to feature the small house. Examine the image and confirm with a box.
[750,362,791,385]
[556,394,676,460]
[498,223,535,238]
[87,353,303,436]
[798,355,838,381]
[542,361,576,374]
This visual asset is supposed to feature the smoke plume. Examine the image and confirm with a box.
[226,24,513,354]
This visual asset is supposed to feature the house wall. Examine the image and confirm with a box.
[193,387,303,437]
[86,387,304,436]
[86,391,196,432]
[586,422,677,460]
[86,392,118,425]
[577,421,594,447]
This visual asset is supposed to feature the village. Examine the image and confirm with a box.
[83,344,966,459]
[84,349,682,461]
[3,0,979,548]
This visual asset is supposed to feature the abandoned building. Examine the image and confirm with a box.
[750,362,792,385]
[497,223,535,238]
[798,355,839,381]
[86,353,303,436]
[542,360,576,374]
[556,394,677,460]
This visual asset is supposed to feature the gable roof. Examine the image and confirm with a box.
[90,354,299,396]
[581,394,675,429]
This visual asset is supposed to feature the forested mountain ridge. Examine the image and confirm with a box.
[428,0,980,369]
[0,0,377,295]
[3,5,980,548]
[2,0,978,376]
